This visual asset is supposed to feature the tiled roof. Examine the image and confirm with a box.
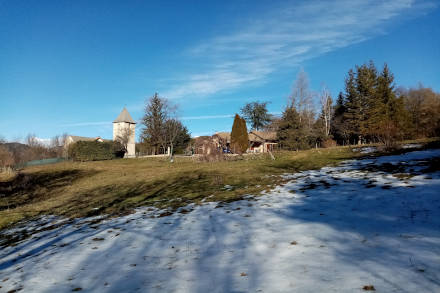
[248,131,277,142]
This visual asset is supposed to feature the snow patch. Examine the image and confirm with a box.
[1,149,440,292]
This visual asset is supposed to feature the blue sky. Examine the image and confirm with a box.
[1,0,439,142]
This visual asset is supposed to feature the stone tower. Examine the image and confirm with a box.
[113,107,136,157]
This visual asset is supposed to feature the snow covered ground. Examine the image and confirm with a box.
[1,149,440,292]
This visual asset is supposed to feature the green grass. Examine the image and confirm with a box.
[0,139,437,230]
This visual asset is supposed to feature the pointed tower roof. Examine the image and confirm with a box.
[113,107,136,124]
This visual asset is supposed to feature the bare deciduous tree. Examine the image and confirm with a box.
[289,69,316,132]
[403,85,440,138]
[26,133,41,147]
[23,133,60,161]
[50,133,68,148]
[290,69,314,117]
[320,84,333,137]
[50,135,61,148]
[50,135,63,158]
[0,145,14,171]
[164,119,181,161]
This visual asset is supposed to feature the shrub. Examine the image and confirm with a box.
[113,141,126,158]
[68,141,123,161]
[199,142,225,162]
[322,139,337,148]
[0,145,15,170]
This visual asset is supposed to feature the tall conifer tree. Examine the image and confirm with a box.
[331,92,349,144]
[343,69,361,144]
[356,61,378,141]
[231,114,249,154]
[277,106,308,150]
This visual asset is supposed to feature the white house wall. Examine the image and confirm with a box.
[113,122,136,157]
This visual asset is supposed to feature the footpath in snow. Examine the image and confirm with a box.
[1,149,440,292]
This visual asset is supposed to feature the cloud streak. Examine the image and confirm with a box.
[59,121,111,127]
[163,0,436,99]
[181,114,234,120]
[181,112,281,121]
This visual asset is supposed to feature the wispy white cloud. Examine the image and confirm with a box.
[181,112,281,121]
[190,132,221,138]
[35,137,51,146]
[181,114,234,120]
[59,121,144,129]
[163,0,436,99]
[59,121,111,127]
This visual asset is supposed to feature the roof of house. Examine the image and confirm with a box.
[193,136,214,146]
[113,107,136,124]
[213,132,231,142]
[248,131,277,142]
[67,136,112,143]
[68,136,99,143]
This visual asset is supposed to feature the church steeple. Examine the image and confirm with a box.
[113,107,136,157]
[113,107,136,124]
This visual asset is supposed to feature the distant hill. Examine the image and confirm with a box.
[1,142,31,154]
[0,142,61,164]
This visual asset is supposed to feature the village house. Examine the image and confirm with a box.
[191,136,217,155]
[212,132,231,152]
[193,131,278,155]
[63,136,110,157]
[248,130,278,153]
[64,135,107,146]
[63,108,277,158]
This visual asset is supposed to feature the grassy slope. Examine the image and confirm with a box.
[0,139,437,230]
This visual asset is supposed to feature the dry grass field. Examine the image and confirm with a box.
[0,140,437,230]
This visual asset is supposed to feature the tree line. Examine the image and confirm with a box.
[331,62,407,146]
[139,61,440,156]
[276,62,440,150]
[2,60,438,169]
[0,134,67,170]
[137,93,191,158]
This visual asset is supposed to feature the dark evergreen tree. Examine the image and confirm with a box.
[312,115,327,147]
[231,114,249,154]
[343,61,380,144]
[331,92,349,144]
[373,63,408,146]
[277,107,309,150]
[141,93,190,156]
[343,69,361,144]
[356,61,378,141]
[141,93,168,153]
[339,62,410,146]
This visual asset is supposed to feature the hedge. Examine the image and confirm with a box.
[68,141,125,161]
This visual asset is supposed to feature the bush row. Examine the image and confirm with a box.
[68,141,125,161]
